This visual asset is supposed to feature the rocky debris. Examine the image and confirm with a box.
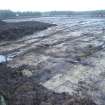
[0,20,56,41]
[0,63,97,105]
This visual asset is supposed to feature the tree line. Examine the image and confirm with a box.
[0,10,105,19]
[0,10,42,19]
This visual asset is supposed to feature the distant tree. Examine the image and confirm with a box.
[0,10,42,19]
[0,10,16,19]
[16,11,42,17]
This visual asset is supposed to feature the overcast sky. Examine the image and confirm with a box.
[0,0,105,12]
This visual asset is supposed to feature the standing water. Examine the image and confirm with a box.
[0,55,13,63]
[0,55,6,63]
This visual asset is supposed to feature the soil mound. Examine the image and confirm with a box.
[0,21,56,41]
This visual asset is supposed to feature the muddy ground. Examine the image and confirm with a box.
[0,63,96,105]
[0,17,105,105]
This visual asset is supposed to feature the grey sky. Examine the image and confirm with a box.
[0,0,105,11]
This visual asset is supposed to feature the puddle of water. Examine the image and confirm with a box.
[0,55,13,63]
[0,55,6,63]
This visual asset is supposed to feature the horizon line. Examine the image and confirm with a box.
[0,9,105,12]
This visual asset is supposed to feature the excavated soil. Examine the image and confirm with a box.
[0,20,55,41]
[0,63,96,105]
[1,17,105,105]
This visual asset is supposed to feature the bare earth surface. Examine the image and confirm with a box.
[1,17,105,105]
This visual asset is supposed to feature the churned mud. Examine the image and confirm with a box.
[1,17,105,105]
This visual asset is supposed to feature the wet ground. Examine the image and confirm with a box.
[1,16,105,105]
